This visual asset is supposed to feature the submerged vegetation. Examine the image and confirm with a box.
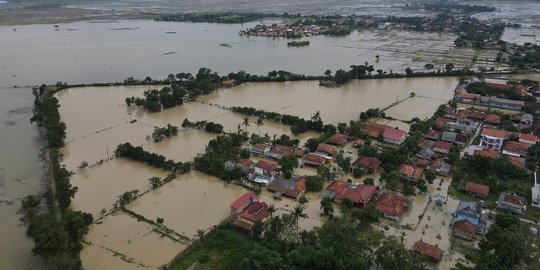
[114,142,192,173]
[287,40,310,47]
[152,124,179,142]
[181,118,224,134]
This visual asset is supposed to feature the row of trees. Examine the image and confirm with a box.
[231,106,325,134]
[152,124,179,142]
[114,142,192,173]
[27,85,93,269]
[125,85,186,112]
[181,118,224,134]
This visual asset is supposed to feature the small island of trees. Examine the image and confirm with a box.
[287,40,310,47]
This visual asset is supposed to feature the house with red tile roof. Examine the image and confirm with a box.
[515,84,530,97]
[502,141,530,158]
[519,133,538,145]
[435,117,453,129]
[411,157,430,168]
[222,79,237,87]
[473,149,500,159]
[398,164,424,182]
[324,181,377,206]
[360,122,386,138]
[302,153,328,167]
[382,127,407,145]
[230,193,260,218]
[231,196,270,232]
[327,133,351,146]
[254,160,279,176]
[424,129,442,141]
[251,143,271,156]
[462,182,490,197]
[418,139,436,150]
[507,156,526,168]
[351,156,383,173]
[316,143,337,156]
[487,82,512,90]
[433,140,451,154]
[413,240,442,262]
[484,114,502,125]
[452,219,476,240]
[496,192,527,214]
[479,128,511,151]
[267,176,306,199]
[375,192,409,221]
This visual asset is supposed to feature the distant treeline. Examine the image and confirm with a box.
[114,142,192,173]
[424,3,496,13]
[126,85,186,112]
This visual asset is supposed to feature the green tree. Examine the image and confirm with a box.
[304,138,319,152]
[305,175,325,192]
[424,63,434,71]
[255,118,264,135]
[278,155,299,178]
[445,63,454,73]
[385,171,400,192]
[424,170,436,183]
[149,176,162,189]
[405,67,414,76]
[291,204,308,240]
[242,117,250,133]
[416,179,428,193]
[320,197,334,216]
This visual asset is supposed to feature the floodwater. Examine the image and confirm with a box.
[82,211,186,269]
[0,88,44,269]
[199,77,458,124]
[0,20,463,87]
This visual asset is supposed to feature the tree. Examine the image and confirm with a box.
[424,63,434,71]
[278,155,299,178]
[242,117,250,133]
[324,69,332,76]
[320,197,334,217]
[445,63,454,73]
[424,170,436,183]
[195,229,205,241]
[291,204,308,240]
[385,171,400,192]
[363,178,374,185]
[149,176,162,189]
[268,204,276,219]
[415,179,428,193]
[305,175,324,192]
[156,217,164,225]
[304,138,319,153]
[405,67,414,76]
[255,118,264,135]
[299,195,309,204]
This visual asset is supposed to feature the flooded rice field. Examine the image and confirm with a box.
[82,212,186,269]
[1,20,470,87]
[199,77,458,124]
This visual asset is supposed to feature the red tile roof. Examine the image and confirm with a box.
[398,164,424,181]
[303,153,327,166]
[231,193,259,209]
[383,127,407,141]
[254,160,278,172]
[353,139,364,147]
[507,156,525,168]
[487,82,512,90]
[411,157,430,168]
[474,149,500,159]
[515,85,529,97]
[503,141,529,154]
[464,182,490,197]
[327,133,350,145]
[337,184,377,205]
[434,140,451,151]
[484,114,502,124]
[481,128,511,139]
[375,192,407,217]
[237,201,269,222]
[435,117,452,129]
[316,143,337,155]
[519,133,538,143]
[361,122,386,138]
[452,219,476,239]
[352,156,382,172]
[413,240,442,261]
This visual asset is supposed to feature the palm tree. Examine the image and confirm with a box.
[242,117,250,133]
[268,204,276,219]
[255,118,264,135]
[195,229,205,241]
[311,111,321,122]
[291,204,308,240]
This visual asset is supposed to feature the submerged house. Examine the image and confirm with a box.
[267,176,306,199]
[398,164,424,182]
[375,192,409,221]
[496,192,527,214]
[230,193,270,232]
[351,156,382,173]
[461,182,490,198]
[302,153,328,167]
[451,201,491,240]
[382,127,407,145]
[323,181,377,207]
[413,240,442,262]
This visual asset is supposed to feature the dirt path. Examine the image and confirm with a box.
[42,148,61,219]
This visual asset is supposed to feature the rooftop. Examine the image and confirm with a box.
[254,160,278,172]
[464,182,490,197]
[382,127,407,141]
[452,219,476,239]
[375,192,407,217]
[503,141,530,154]
[413,240,442,261]
[474,149,500,159]
[316,143,337,155]
[231,193,259,209]
[481,128,511,139]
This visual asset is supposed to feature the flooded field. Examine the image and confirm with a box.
[1,20,471,87]
[0,88,44,269]
[199,77,458,124]
[82,212,186,269]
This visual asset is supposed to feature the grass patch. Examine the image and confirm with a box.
[168,226,254,270]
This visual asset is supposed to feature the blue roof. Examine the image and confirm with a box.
[455,213,478,225]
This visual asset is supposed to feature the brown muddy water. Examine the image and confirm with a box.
[0,20,463,87]
[199,77,458,124]
[0,88,44,269]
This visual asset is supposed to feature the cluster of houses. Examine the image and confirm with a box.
[239,24,335,38]
[230,193,270,232]
[453,81,538,111]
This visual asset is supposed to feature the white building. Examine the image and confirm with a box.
[479,127,509,151]
[532,171,540,208]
